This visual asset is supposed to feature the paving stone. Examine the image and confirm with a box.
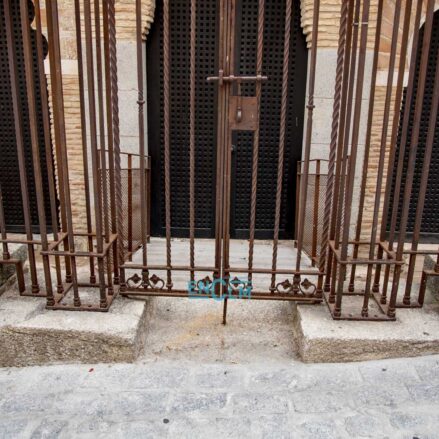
[249,415,293,439]
[69,418,114,436]
[81,364,137,390]
[390,411,439,430]
[167,416,252,439]
[406,384,439,403]
[191,365,246,389]
[414,357,439,383]
[0,392,56,417]
[291,390,348,413]
[344,414,387,438]
[249,369,298,388]
[128,365,191,389]
[104,420,169,439]
[399,434,439,439]
[53,392,115,419]
[115,391,170,418]
[232,393,290,414]
[352,385,410,408]
[30,419,68,439]
[0,419,29,439]
[298,420,344,439]
[169,392,228,413]
[359,361,420,384]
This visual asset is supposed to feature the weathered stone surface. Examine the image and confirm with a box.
[0,293,151,368]
[293,302,439,363]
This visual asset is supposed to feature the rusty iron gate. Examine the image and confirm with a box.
[0,0,438,323]
[121,0,325,325]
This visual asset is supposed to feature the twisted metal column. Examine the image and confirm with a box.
[248,0,265,284]
[163,0,173,289]
[270,0,292,292]
[318,0,349,286]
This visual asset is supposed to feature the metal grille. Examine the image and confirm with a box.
[148,0,307,239]
[233,0,306,238]
[390,10,439,238]
[148,0,218,237]
[0,0,53,232]
[101,163,149,259]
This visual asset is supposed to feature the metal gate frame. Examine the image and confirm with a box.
[121,0,324,325]
[1,0,438,322]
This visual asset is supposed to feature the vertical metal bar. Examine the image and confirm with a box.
[214,0,228,293]
[376,0,420,299]
[295,161,301,241]
[348,0,384,293]
[83,0,108,307]
[221,0,235,320]
[388,0,435,317]
[335,0,370,316]
[189,0,197,283]
[0,184,9,259]
[319,1,349,280]
[295,0,320,291]
[128,154,133,261]
[74,0,96,284]
[248,0,265,283]
[4,0,39,294]
[163,0,172,289]
[403,45,439,305]
[95,0,113,295]
[312,160,320,266]
[20,0,54,298]
[35,0,63,292]
[104,0,120,285]
[107,0,124,288]
[147,157,151,240]
[270,0,292,292]
[136,0,148,282]
[46,0,80,303]
[323,0,355,295]
[362,0,397,314]
[328,0,358,302]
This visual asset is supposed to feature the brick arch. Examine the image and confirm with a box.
[115,0,156,40]
[300,0,380,48]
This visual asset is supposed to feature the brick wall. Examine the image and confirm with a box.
[40,0,155,232]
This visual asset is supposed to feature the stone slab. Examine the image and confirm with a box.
[0,291,152,368]
[293,300,439,363]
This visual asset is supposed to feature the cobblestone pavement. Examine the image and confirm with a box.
[1,355,439,438]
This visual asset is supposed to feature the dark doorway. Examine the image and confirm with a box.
[0,0,53,233]
[389,10,439,242]
[147,0,307,239]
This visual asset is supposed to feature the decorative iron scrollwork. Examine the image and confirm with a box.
[275,277,317,297]
[126,272,165,290]
[196,276,213,293]
[228,276,253,294]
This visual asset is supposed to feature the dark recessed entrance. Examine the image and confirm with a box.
[147,0,307,239]
[0,0,53,233]
[389,10,439,242]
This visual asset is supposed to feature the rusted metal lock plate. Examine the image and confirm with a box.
[229,96,259,131]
